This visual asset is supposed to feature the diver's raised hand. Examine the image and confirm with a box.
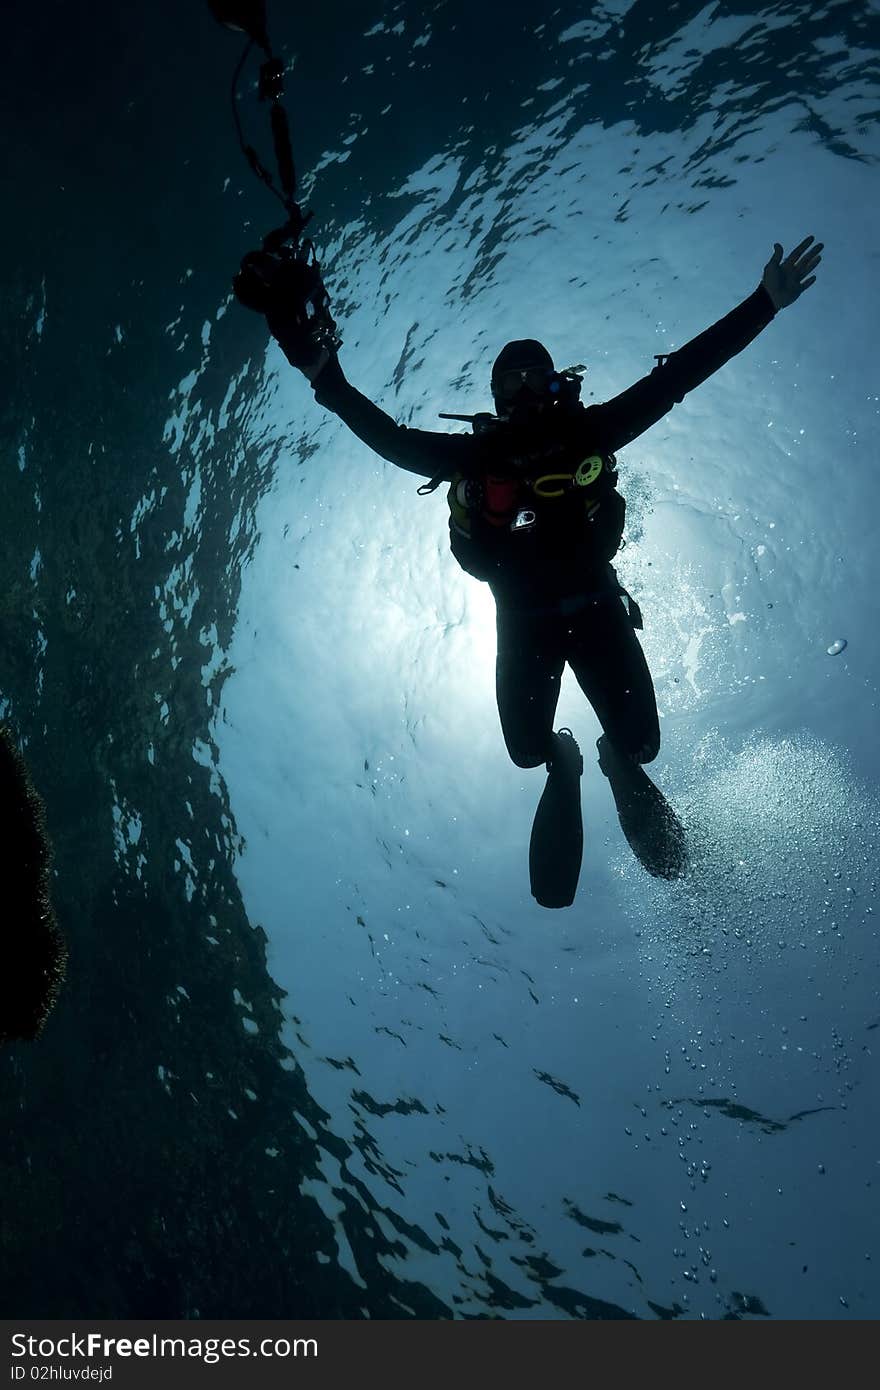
[268,318,331,382]
[234,243,339,383]
[762,236,823,310]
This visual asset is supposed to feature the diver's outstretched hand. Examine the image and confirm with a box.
[265,308,332,383]
[762,235,823,310]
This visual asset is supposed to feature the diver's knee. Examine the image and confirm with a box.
[601,730,659,766]
[507,747,549,770]
[638,737,660,765]
[503,730,554,768]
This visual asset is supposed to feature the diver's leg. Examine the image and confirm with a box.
[494,601,584,907]
[568,600,687,879]
[567,596,659,764]
[494,601,563,768]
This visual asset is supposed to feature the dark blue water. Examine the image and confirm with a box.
[2,0,878,1318]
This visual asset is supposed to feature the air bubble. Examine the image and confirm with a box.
[826,638,847,656]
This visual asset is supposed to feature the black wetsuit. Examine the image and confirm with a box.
[309,286,777,767]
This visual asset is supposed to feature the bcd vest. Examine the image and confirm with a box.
[445,433,626,585]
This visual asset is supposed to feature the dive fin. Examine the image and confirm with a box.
[597,735,689,879]
[529,729,584,909]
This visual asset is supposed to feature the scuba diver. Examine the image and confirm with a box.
[261,237,822,908]
[206,0,823,909]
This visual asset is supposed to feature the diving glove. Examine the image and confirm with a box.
[266,313,332,380]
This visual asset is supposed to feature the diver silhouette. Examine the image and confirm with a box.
[265,236,823,907]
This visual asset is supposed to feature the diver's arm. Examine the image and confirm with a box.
[593,286,777,451]
[309,355,470,482]
[266,287,469,481]
[594,236,823,450]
